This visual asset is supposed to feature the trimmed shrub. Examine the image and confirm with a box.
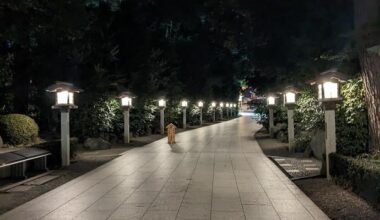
[0,114,39,145]
[330,153,380,210]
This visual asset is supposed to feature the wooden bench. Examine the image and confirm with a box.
[0,148,51,179]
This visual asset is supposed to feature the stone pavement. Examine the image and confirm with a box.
[0,117,329,220]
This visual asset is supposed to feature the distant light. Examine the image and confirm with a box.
[211,102,216,107]
[198,101,204,107]
[220,102,224,107]
[285,92,296,104]
[158,99,166,107]
[121,96,132,107]
[181,100,188,108]
[267,96,275,105]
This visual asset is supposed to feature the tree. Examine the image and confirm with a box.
[354,0,380,152]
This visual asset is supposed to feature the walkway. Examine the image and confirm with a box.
[0,117,329,220]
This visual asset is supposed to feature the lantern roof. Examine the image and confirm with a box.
[283,86,299,94]
[46,81,83,93]
[309,69,347,85]
[118,91,136,98]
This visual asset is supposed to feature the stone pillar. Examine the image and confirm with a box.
[287,108,295,151]
[124,109,130,144]
[183,108,187,129]
[60,109,70,167]
[325,108,336,180]
[160,108,165,135]
[269,107,274,136]
[200,108,203,125]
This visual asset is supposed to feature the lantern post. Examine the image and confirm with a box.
[267,95,276,137]
[211,102,217,122]
[181,100,188,129]
[158,98,166,135]
[284,87,298,152]
[198,101,204,125]
[46,82,82,167]
[311,69,346,179]
[119,92,135,144]
[219,102,224,120]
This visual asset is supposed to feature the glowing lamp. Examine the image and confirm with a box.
[46,81,82,108]
[211,102,216,108]
[267,96,276,106]
[57,91,74,105]
[220,102,224,108]
[158,99,166,108]
[119,91,135,109]
[181,100,188,108]
[198,101,204,108]
[310,69,346,103]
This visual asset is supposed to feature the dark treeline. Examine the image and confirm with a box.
[0,0,353,134]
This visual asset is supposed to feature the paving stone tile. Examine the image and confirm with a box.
[0,117,328,220]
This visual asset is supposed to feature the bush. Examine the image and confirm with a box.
[330,153,380,210]
[72,95,122,141]
[336,78,369,156]
[0,114,39,145]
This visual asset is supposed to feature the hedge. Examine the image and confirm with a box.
[0,114,39,145]
[330,153,380,210]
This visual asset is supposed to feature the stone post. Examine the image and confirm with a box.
[269,107,274,136]
[183,108,187,129]
[287,108,295,151]
[199,108,203,125]
[160,108,165,135]
[60,109,70,167]
[324,106,337,180]
[123,109,130,143]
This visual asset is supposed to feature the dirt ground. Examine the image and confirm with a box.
[256,131,380,220]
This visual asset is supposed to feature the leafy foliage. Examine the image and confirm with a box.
[0,114,39,145]
[330,153,380,209]
[294,88,324,132]
[336,78,369,156]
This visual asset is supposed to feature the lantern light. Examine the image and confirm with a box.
[158,99,166,107]
[119,91,135,108]
[220,102,224,107]
[267,96,276,106]
[198,101,204,108]
[46,81,82,108]
[283,87,298,105]
[310,69,347,102]
[181,100,188,108]
[211,102,216,107]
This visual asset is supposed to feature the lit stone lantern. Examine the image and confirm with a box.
[119,91,135,144]
[211,102,217,122]
[198,101,204,125]
[46,82,82,167]
[283,87,299,152]
[266,94,277,136]
[225,103,230,118]
[233,103,238,116]
[158,98,167,135]
[181,100,188,129]
[310,69,347,180]
[220,102,224,120]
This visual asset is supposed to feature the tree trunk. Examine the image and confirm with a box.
[354,0,380,152]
